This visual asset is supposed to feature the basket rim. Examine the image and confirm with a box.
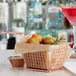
[14,42,68,54]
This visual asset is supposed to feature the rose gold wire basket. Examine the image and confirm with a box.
[14,43,72,72]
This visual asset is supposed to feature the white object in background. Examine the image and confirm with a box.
[12,27,25,40]
[16,34,32,43]
[42,0,47,2]
[58,32,67,42]
[13,27,25,33]
[37,0,39,2]
[73,26,76,48]
[0,38,7,50]
[48,6,61,13]
[64,59,76,75]
[31,31,36,35]
[33,18,43,22]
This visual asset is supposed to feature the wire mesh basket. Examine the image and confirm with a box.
[14,43,72,72]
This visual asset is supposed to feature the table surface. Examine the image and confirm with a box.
[0,50,76,76]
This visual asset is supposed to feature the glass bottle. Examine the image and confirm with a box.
[12,2,25,33]
[12,18,25,33]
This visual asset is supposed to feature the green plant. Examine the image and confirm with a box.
[52,35,65,45]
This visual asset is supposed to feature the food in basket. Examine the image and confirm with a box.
[26,37,40,44]
[26,34,65,45]
[9,56,24,67]
[14,34,72,71]
[41,37,54,44]
[32,34,43,42]
[26,34,43,44]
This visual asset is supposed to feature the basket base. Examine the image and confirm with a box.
[25,67,62,72]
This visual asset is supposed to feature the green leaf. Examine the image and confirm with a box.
[51,35,65,45]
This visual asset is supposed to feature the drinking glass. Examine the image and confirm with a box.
[61,1,76,54]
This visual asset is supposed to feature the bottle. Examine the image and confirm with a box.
[12,18,25,33]
[12,2,25,33]
[44,18,49,30]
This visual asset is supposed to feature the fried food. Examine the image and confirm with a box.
[26,37,40,44]
[32,34,43,42]
[42,37,54,44]
[26,34,54,44]
[26,34,43,44]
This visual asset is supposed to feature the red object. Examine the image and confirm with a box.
[9,57,24,67]
[64,17,71,29]
[69,35,74,48]
[62,8,76,26]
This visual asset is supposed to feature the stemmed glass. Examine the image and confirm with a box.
[61,1,76,54]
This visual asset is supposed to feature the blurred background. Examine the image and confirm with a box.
[0,0,75,49]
